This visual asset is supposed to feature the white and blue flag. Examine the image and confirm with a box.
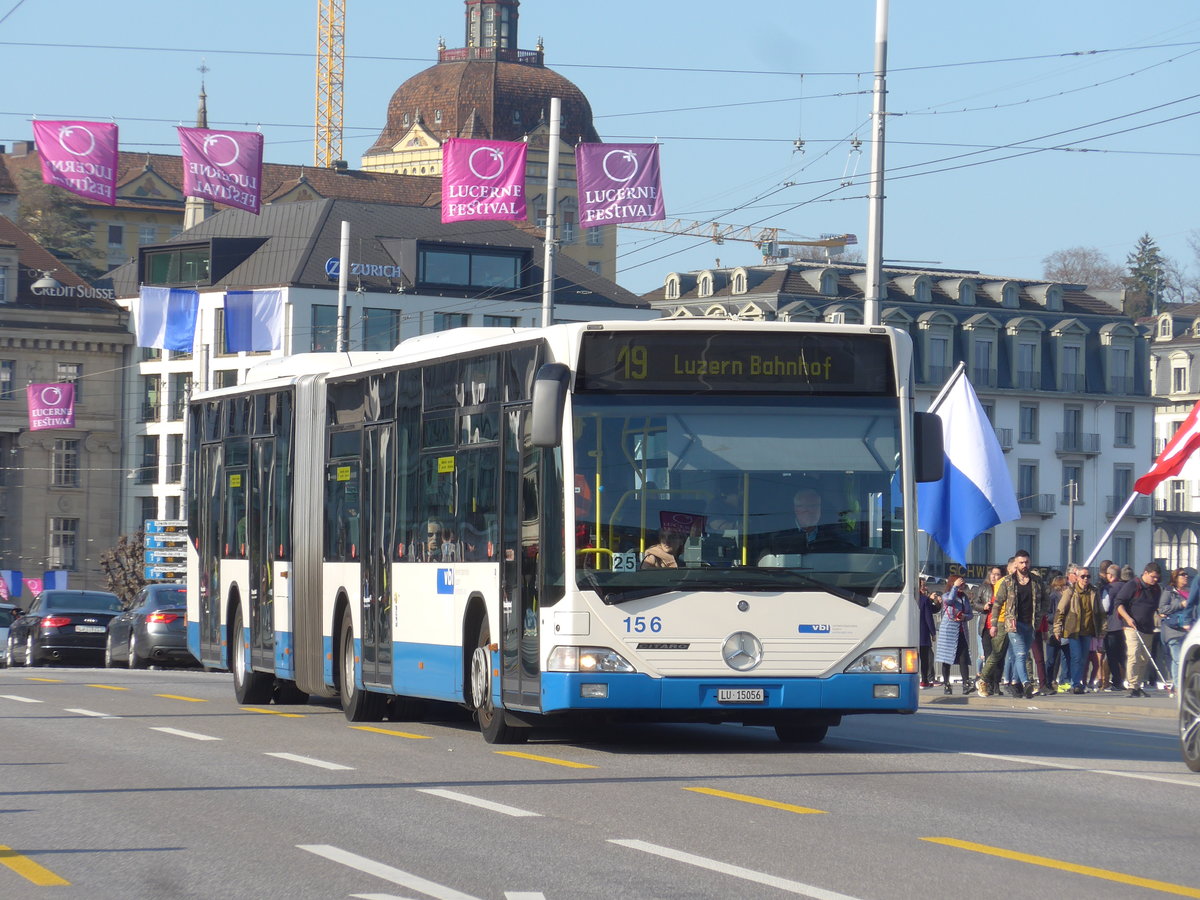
[136,286,199,351]
[224,289,284,353]
[917,368,1019,564]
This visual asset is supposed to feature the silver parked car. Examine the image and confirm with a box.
[105,584,195,668]
[0,602,22,667]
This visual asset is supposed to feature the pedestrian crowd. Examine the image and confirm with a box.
[917,551,1198,699]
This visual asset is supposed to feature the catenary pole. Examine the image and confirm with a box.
[541,97,561,328]
[863,0,889,327]
[336,220,349,352]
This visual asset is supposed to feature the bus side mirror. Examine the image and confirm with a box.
[531,363,570,448]
[914,412,944,484]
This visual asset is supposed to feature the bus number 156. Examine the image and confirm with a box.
[623,616,662,634]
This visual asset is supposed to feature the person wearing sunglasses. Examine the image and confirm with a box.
[1053,565,1105,694]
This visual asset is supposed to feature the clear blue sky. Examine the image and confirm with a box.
[2,0,1197,294]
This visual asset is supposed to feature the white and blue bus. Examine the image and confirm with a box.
[186,320,942,743]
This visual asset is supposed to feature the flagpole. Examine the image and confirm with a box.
[1082,491,1140,567]
[928,361,966,414]
[540,97,561,329]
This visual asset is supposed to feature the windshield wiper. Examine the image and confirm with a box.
[743,568,871,607]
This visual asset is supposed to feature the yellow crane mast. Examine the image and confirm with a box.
[314,0,346,168]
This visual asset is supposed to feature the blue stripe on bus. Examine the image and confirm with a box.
[539,672,917,713]
[274,631,295,679]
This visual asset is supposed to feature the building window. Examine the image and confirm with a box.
[972,338,994,387]
[165,496,181,520]
[698,274,713,298]
[52,439,80,487]
[213,370,238,389]
[418,247,523,290]
[48,518,79,570]
[434,312,469,332]
[1113,534,1133,566]
[1062,344,1082,391]
[0,265,8,302]
[141,347,162,361]
[1114,407,1134,447]
[57,363,81,401]
[168,373,191,421]
[107,225,123,247]
[483,315,518,327]
[139,497,158,525]
[1016,530,1039,561]
[434,109,443,124]
[1113,465,1133,502]
[311,304,343,352]
[0,360,13,400]
[214,308,231,357]
[970,531,993,566]
[587,261,602,275]
[928,336,949,383]
[560,218,576,245]
[1061,530,1082,567]
[1019,403,1038,442]
[1173,366,1188,393]
[1110,346,1132,393]
[138,225,157,245]
[167,434,183,484]
[363,308,401,351]
[138,435,159,485]
[1018,462,1038,506]
[169,348,192,361]
[144,246,211,285]
[140,375,160,422]
[1171,479,1187,512]
[1062,463,1082,505]
[587,228,603,246]
[1159,317,1171,339]
[1016,340,1038,390]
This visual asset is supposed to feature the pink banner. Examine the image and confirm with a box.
[577,143,665,228]
[178,126,264,214]
[32,120,118,206]
[24,578,43,598]
[27,383,75,431]
[441,138,527,222]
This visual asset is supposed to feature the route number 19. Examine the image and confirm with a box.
[617,344,648,380]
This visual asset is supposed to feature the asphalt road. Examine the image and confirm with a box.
[0,666,1195,900]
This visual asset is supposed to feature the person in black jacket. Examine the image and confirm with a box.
[1114,561,1163,698]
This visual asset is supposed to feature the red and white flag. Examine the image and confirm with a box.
[1135,399,1200,494]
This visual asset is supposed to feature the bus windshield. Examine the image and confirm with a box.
[572,394,904,602]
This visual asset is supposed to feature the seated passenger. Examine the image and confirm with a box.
[640,526,688,570]
[762,485,855,556]
[706,477,743,534]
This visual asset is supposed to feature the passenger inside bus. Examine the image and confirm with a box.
[759,484,856,559]
[640,526,688,570]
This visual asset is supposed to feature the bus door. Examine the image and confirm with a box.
[500,407,541,709]
[197,442,223,663]
[248,438,276,670]
[360,423,394,688]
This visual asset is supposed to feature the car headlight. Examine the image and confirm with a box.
[844,648,914,674]
[547,645,636,673]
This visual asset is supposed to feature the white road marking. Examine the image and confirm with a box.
[417,788,541,818]
[64,708,119,718]
[0,695,43,703]
[843,737,1200,788]
[610,839,865,900]
[151,726,221,742]
[299,844,483,900]
[266,752,353,771]
[504,894,547,899]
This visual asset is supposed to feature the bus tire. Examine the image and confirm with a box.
[470,617,526,744]
[231,605,273,704]
[774,719,829,744]
[339,608,386,722]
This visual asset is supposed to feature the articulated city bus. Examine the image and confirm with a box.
[186,320,942,743]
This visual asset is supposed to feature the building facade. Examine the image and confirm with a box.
[107,197,654,535]
[0,216,131,595]
[644,260,1156,576]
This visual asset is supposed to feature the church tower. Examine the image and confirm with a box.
[361,0,615,281]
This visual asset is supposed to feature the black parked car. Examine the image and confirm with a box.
[7,590,123,666]
[106,584,195,668]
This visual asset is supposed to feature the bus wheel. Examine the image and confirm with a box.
[470,617,526,744]
[231,606,273,704]
[339,609,385,722]
[774,719,829,745]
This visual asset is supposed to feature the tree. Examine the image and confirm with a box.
[99,532,147,608]
[15,171,103,280]
[1126,233,1169,314]
[1040,246,1125,290]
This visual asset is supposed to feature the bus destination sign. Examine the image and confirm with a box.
[576,331,894,394]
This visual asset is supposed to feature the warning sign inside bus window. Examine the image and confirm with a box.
[438,457,455,473]
[229,473,242,487]
[336,466,352,482]
[577,331,894,395]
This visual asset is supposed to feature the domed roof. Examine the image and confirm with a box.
[366,58,600,156]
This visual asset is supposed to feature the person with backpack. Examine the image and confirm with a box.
[1160,568,1197,689]
[1114,561,1163,698]
[1053,564,1105,694]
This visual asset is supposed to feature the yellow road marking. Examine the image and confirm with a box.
[240,707,305,718]
[923,837,1200,897]
[0,845,71,886]
[685,786,826,814]
[86,684,128,691]
[155,694,208,703]
[350,725,432,739]
[496,751,597,769]
[24,677,62,683]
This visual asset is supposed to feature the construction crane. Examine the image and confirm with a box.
[622,219,857,264]
[314,0,346,168]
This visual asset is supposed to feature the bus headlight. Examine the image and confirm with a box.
[844,648,912,674]
[547,646,636,673]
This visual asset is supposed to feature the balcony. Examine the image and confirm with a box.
[971,368,996,388]
[1108,374,1135,395]
[1056,431,1100,456]
[138,401,159,423]
[994,427,1013,452]
[1014,370,1039,390]
[168,397,187,421]
[1018,493,1056,517]
[1060,372,1085,392]
[1108,495,1152,519]
[438,46,544,66]
[927,364,952,385]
